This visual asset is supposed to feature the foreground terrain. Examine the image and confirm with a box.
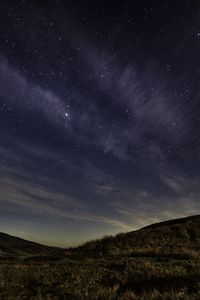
[1,215,200,299]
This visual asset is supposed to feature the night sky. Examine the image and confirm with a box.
[0,1,200,246]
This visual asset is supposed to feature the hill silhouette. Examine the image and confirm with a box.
[71,214,200,259]
[0,232,62,259]
[1,214,200,259]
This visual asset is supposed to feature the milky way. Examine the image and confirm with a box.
[0,1,200,246]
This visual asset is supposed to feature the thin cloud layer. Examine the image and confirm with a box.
[0,1,200,245]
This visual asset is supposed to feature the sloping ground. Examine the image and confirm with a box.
[2,214,200,258]
[71,215,200,259]
[0,232,63,258]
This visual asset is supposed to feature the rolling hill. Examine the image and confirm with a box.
[1,214,200,259]
[0,232,63,259]
[71,214,200,259]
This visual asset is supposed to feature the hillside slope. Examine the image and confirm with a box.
[0,232,62,258]
[1,215,200,259]
[72,215,200,259]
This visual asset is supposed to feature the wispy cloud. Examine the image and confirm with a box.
[0,57,68,125]
[0,161,132,232]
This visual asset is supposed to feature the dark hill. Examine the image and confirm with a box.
[1,215,200,260]
[0,232,63,259]
[71,214,200,259]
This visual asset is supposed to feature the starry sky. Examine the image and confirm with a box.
[1,0,200,247]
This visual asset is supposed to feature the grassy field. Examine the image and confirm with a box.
[1,257,200,299]
[1,215,200,299]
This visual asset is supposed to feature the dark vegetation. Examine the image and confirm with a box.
[1,215,200,299]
